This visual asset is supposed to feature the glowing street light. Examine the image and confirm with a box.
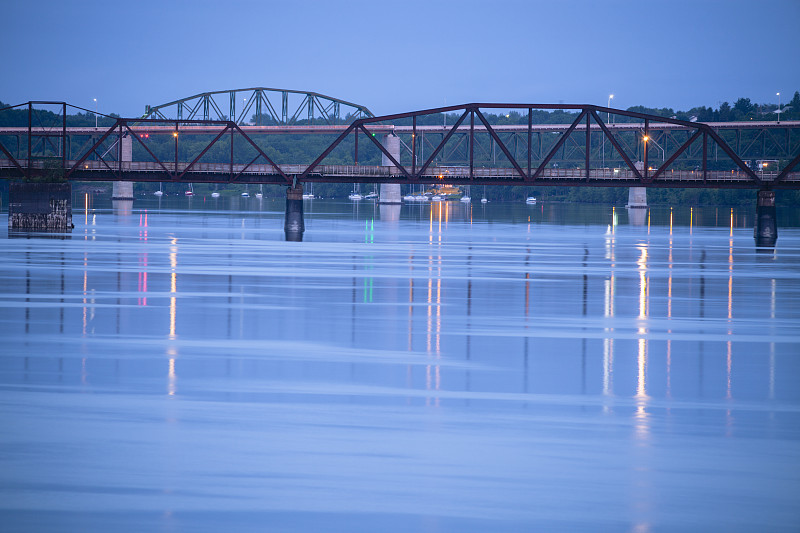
[777,92,781,124]
[603,94,614,169]
[93,98,97,129]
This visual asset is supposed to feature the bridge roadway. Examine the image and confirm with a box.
[2,158,797,187]
[1,120,798,136]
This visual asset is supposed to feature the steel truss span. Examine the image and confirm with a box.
[1,102,798,188]
[141,88,374,126]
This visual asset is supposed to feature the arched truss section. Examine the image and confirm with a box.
[141,87,374,125]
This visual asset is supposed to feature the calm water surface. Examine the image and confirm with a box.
[1,197,799,532]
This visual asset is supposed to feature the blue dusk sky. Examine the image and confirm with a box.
[1,0,798,117]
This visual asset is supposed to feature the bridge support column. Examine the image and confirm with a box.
[284,184,304,241]
[9,182,73,231]
[626,187,647,208]
[379,134,402,204]
[112,134,134,200]
[754,189,777,247]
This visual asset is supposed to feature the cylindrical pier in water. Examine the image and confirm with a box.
[754,189,777,248]
[284,184,304,241]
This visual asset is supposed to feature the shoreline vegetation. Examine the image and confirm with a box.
[2,92,799,207]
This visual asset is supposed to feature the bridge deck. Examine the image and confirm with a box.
[2,159,796,187]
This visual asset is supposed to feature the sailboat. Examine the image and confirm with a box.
[460,185,471,203]
[480,185,488,203]
[185,184,194,196]
[364,184,378,200]
[154,183,163,196]
[256,184,263,199]
[302,182,314,200]
[348,183,363,200]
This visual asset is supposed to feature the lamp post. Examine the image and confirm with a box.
[603,94,613,170]
[777,92,781,124]
[642,134,648,171]
[93,98,97,129]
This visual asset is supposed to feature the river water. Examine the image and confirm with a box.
[1,196,799,532]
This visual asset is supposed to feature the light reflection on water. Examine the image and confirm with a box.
[1,199,799,532]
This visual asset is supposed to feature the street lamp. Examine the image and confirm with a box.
[642,135,648,165]
[93,98,97,129]
[603,94,614,169]
[777,92,781,124]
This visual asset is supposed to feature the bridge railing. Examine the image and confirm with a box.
[4,158,794,186]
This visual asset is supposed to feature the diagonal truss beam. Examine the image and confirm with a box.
[299,122,359,180]
[178,124,232,179]
[775,151,800,183]
[0,139,25,176]
[231,123,291,183]
[416,110,469,178]
[233,153,263,181]
[360,127,410,179]
[65,120,121,179]
[474,109,527,180]
[531,110,587,180]
[649,129,702,181]
[589,110,642,179]
[704,126,761,184]
[125,123,172,175]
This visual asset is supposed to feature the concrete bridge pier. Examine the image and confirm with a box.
[754,189,777,247]
[379,134,402,204]
[284,184,304,241]
[626,187,647,208]
[9,182,73,231]
[111,134,134,200]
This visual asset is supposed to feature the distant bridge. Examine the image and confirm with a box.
[1,100,799,189]
[141,87,374,125]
